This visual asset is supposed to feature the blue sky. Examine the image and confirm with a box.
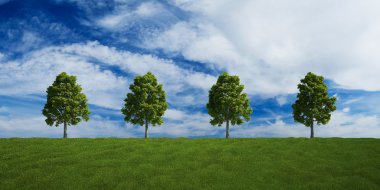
[1,0,380,138]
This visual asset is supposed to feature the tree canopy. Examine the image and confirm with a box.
[121,72,168,138]
[207,72,252,138]
[42,72,90,138]
[292,72,336,138]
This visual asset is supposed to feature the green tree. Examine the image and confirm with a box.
[122,72,168,138]
[207,72,252,138]
[42,72,90,138]
[292,72,336,138]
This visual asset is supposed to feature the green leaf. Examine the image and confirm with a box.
[42,72,90,127]
[207,72,253,126]
[121,72,168,127]
[292,72,337,127]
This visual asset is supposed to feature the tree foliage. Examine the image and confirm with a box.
[42,72,90,138]
[121,72,168,138]
[292,72,336,138]
[207,72,252,138]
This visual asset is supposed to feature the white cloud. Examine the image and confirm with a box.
[2,1,380,139]
[135,2,162,17]
[275,95,288,106]
[164,109,187,121]
[233,119,309,138]
[0,115,138,138]
[233,111,380,138]
[0,41,216,108]
[0,45,128,109]
[1,99,379,138]
[145,21,242,70]
[97,1,173,30]
[145,0,380,95]
[97,13,128,29]
[55,41,217,106]
[11,31,44,52]
[342,107,350,113]
[162,109,220,137]
[0,104,219,138]
[151,111,223,137]
[0,116,61,137]
[319,111,380,137]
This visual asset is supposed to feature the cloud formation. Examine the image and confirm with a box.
[0,41,217,109]
[147,0,380,95]
[0,1,379,138]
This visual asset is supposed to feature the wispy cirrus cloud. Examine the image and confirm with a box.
[0,41,216,109]
[97,2,171,30]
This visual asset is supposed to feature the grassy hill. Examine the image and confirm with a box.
[0,138,379,189]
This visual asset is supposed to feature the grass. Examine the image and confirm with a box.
[0,138,380,189]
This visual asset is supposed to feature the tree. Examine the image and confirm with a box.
[42,72,90,138]
[207,72,252,138]
[122,72,168,138]
[292,72,336,138]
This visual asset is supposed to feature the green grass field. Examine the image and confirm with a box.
[0,138,379,189]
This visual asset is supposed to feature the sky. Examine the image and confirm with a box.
[0,0,380,138]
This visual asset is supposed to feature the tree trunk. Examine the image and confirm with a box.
[226,120,230,139]
[145,121,148,139]
[310,122,314,138]
[63,121,67,138]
